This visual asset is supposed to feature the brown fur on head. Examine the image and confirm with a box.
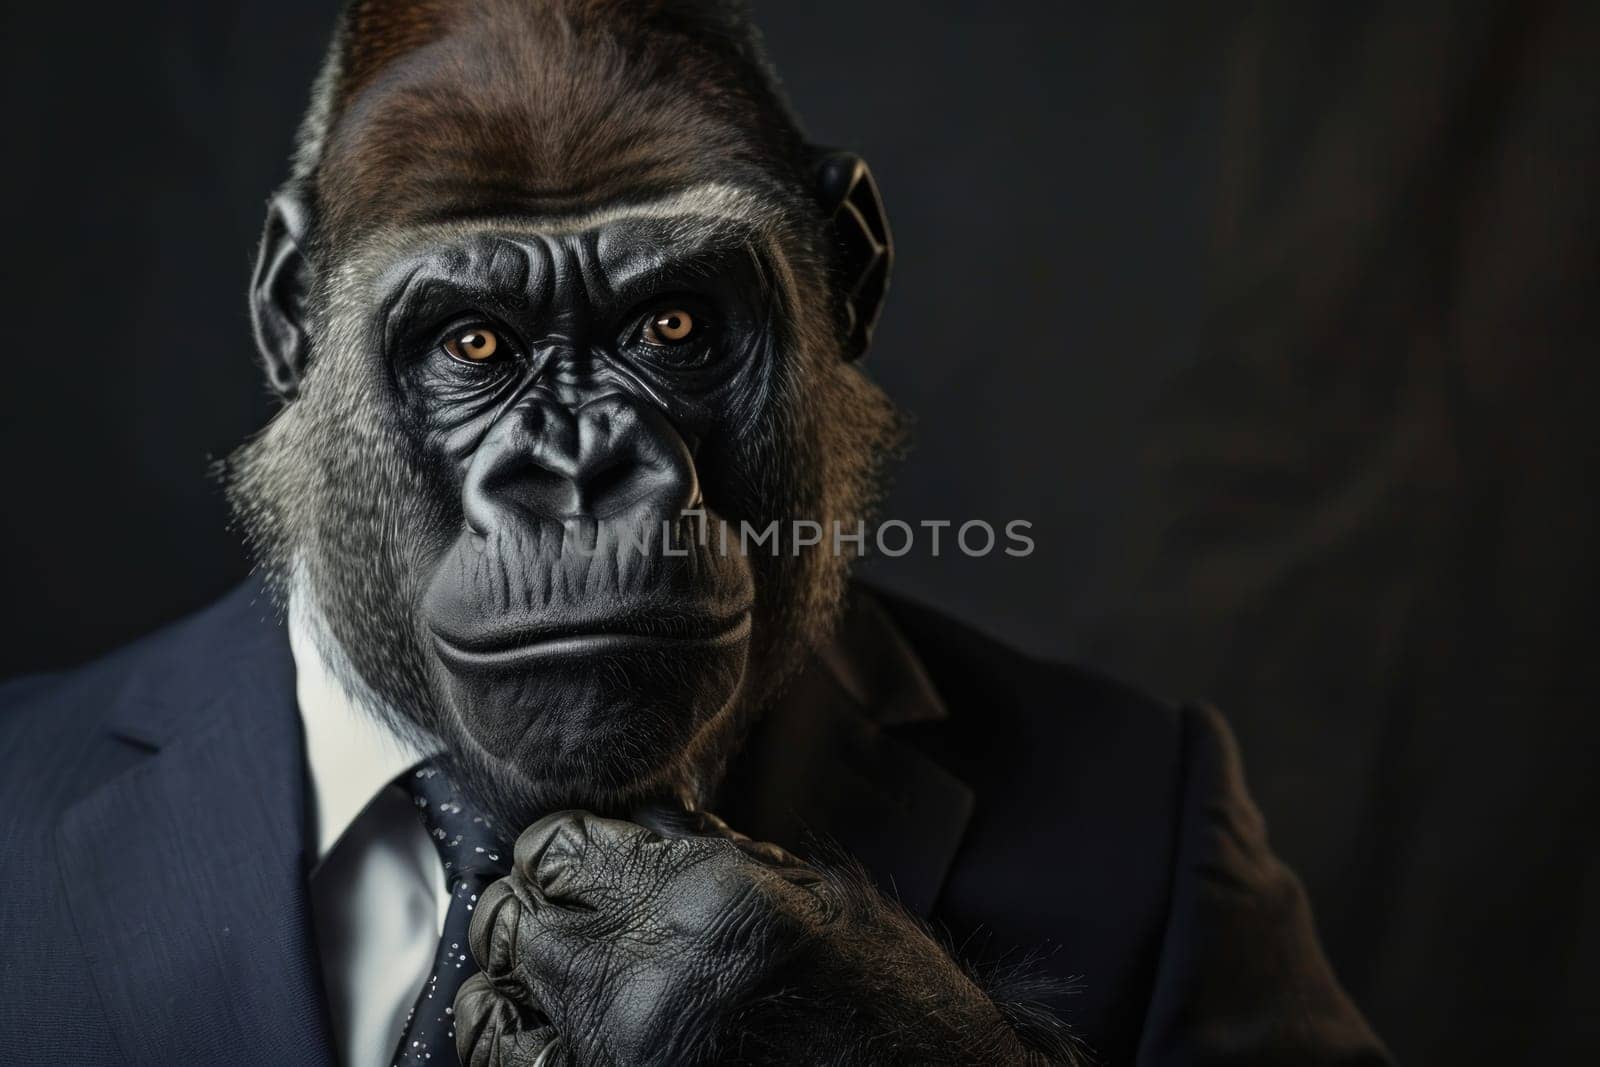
[300,0,812,242]
[228,0,900,825]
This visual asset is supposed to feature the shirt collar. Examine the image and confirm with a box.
[288,595,439,864]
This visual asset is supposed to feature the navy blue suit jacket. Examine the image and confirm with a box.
[0,580,1388,1064]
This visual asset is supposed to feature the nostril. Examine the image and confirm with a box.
[489,464,583,520]
[579,456,651,519]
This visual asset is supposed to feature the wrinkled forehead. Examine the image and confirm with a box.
[341,183,800,307]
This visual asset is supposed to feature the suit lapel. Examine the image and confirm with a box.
[721,588,974,917]
[56,582,334,1065]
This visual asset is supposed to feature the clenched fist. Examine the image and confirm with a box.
[453,809,1076,1065]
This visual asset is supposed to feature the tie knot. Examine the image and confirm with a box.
[397,761,515,886]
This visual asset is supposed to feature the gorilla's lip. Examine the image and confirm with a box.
[429,609,752,668]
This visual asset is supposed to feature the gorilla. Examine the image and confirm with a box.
[232,1,1058,1060]
[0,1,1390,1065]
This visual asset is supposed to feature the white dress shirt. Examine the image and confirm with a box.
[289,606,450,1067]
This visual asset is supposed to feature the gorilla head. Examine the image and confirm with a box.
[229,0,899,823]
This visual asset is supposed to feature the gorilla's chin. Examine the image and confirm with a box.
[429,630,751,816]
[417,522,758,816]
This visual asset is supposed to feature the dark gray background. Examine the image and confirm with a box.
[2,2,1595,1062]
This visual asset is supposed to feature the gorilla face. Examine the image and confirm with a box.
[234,186,896,823]
[393,222,772,797]
[230,0,900,825]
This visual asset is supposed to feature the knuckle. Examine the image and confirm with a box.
[469,878,520,975]
[456,959,562,1067]
[453,972,509,1067]
[514,810,594,884]
[735,837,800,867]
[516,810,667,902]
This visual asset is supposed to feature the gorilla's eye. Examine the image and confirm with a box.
[643,309,697,346]
[443,327,501,363]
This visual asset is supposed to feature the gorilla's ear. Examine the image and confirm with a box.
[812,150,893,361]
[250,188,314,400]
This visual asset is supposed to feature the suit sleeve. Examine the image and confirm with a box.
[1135,703,1393,1066]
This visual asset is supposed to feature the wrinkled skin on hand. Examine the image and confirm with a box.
[454,809,1059,1066]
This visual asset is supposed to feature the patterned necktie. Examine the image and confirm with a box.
[391,761,515,1067]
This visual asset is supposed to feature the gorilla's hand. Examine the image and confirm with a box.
[453,809,1064,1066]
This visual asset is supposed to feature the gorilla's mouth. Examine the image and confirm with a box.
[430,609,752,669]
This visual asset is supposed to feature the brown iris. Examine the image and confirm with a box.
[643,309,696,346]
[443,327,500,362]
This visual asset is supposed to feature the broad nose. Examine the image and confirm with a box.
[464,393,698,530]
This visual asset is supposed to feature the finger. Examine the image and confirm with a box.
[467,875,605,1055]
[683,809,808,870]
[468,872,588,991]
[629,801,724,841]
[468,877,526,983]
[631,804,807,869]
[454,971,561,1067]
[512,809,656,904]
[681,808,745,840]
[733,837,805,868]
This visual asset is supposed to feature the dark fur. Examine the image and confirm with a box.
[719,857,1091,1066]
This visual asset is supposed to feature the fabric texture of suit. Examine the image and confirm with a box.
[0,579,1389,1065]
